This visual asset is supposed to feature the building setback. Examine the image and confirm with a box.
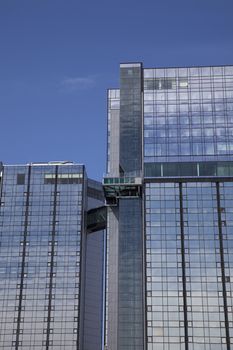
[104,63,233,350]
[0,162,105,350]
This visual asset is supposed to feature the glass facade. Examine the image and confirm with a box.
[144,66,233,163]
[0,163,104,350]
[118,198,144,349]
[1,62,233,350]
[119,63,142,176]
[105,63,233,350]
[84,178,105,350]
[107,89,120,176]
[145,181,233,349]
[145,183,185,349]
[142,65,233,349]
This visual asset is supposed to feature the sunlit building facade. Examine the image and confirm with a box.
[1,63,233,350]
[0,162,105,350]
[104,63,233,350]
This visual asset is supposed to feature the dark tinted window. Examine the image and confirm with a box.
[17,174,25,185]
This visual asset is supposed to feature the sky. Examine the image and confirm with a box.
[0,0,233,180]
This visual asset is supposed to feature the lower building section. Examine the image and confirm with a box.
[145,179,233,350]
[105,207,119,350]
[105,197,145,350]
[0,163,105,350]
[105,178,233,350]
[82,229,105,350]
[0,164,85,349]
[118,198,144,350]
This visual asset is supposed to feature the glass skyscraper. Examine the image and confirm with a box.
[0,161,105,350]
[1,63,233,350]
[104,63,233,350]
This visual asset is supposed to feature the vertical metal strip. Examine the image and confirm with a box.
[15,165,31,349]
[142,186,147,350]
[0,164,4,204]
[45,166,58,349]
[179,183,189,350]
[103,209,108,349]
[77,169,85,350]
[216,182,230,350]
[141,68,146,350]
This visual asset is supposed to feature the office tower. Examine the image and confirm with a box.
[104,63,233,350]
[0,161,105,350]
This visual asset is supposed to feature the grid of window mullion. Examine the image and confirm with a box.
[222,182,233,346]
[183,182,227,349]
[19,169,56,349]
[49,169,82,349]
[120,66,142,175]
[0,165,83,349]
[143,67,233,163]
[107,89,120,175]
[45,166,58,349]
[15,166,31,349]
[55,173,83,348]
[0,166,27,348]
[216,182,233,350]
[145,183,185,350]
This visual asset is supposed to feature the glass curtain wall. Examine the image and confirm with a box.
[145,180,233,350]
[144,66,233,163]
[0,164,84,350]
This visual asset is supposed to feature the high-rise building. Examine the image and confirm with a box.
[1,63,233,350]
[104,63,233,350]
[0,161,105,350]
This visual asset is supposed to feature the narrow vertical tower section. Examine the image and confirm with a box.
[119,63,143,176]
[104,63,144,350]
[118,63,144,350]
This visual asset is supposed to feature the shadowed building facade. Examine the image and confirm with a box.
[0,162,105,350]
[104,63,233,350]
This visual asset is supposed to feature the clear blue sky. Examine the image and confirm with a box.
[0,0,232,179]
